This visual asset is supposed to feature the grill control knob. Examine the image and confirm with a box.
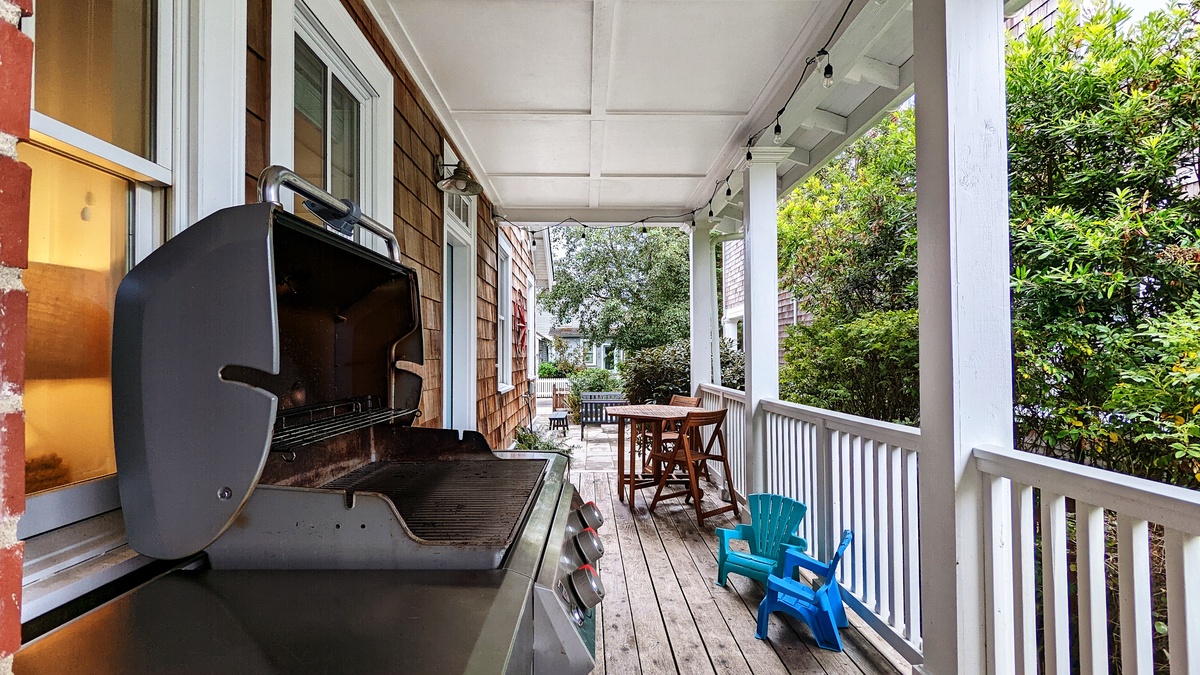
[570,564,605,610]
[578,501,604,529]
[574,527,604,562]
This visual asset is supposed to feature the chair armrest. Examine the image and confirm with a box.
[782,534,808,553]
[717,523,754,546]
[781,547,830,580]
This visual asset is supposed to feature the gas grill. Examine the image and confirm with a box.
[15,167,606,675]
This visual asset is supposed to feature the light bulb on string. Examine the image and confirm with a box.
[640,226,647,234]
[708,207,714,218]
[773,121,783,145]
[725,185,732,197]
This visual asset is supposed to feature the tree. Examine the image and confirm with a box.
[539,226,691,353]
[777,107,917,320]
[778,2,1200,486]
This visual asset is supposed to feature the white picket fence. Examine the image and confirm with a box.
[534,378,569,398]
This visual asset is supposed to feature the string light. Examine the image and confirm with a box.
[640,226,647,234]
[746,0,853,149]
[773,120,783,145]
[725,185,732,197]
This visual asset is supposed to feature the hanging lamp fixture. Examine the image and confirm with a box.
[435,157,483,196]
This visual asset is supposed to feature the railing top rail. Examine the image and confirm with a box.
[695,383,746,403]
[975,444,1200,536]
[761,398,921,450]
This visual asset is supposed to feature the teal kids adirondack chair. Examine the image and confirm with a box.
[715,493,808,587]
[755,530,853,651]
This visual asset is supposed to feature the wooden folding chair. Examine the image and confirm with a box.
[647,409,740,526]
[638,394,702,472]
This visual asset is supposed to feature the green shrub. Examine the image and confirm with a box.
[619,339,745,404]
[565,368,622,421]
[537,361,562,379]
[779,310,919,425]
[514,425,571,454]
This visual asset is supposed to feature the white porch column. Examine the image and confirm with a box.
[741,147,791,494]
[690,220,717,390]
[912,0,1014,672]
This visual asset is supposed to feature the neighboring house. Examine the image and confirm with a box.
[721,239,810,363]
[547,325,622,371]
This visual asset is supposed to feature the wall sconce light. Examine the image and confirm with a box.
[435,157,483,196]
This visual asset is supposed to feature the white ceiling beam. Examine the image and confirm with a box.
[802,108,848,135]
[589,0,615,207]
[488,172,707,179]
[503,206,693,225]
[452,110,746,122]
[845,56,901,89]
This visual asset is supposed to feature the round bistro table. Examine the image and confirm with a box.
[606,404,707,512]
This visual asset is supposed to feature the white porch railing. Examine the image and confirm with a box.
[759,397,923,664]
[534,378,569,398]
[977,445,1200,674]
[697,384,747,500]
[695,384,922,662]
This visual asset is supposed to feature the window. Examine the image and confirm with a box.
[20,0,175,508]
[497,234,514,391]
[293,36,360,226]
[270,0,392,247]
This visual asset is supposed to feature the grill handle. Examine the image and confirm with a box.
[257,165,401,263]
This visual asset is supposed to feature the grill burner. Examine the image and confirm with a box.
[323,459,548,546]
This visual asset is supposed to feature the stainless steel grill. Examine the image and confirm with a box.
[323,459,547,545]
[17,167,604,675]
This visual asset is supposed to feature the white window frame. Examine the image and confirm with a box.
[18,0,246,541]
[269,0,392,246]
[497,233,514,393]
[442,144,478,429]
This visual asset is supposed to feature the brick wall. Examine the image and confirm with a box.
[0,0,32,669]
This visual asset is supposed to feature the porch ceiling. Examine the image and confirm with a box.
[366,0,918,226]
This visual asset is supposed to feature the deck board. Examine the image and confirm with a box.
[558,407,907,675]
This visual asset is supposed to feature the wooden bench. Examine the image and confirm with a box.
[579,392,627,440]
[548,411,569,436]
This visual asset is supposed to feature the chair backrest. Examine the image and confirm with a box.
[746,493,808,558]
[678,408,726,435]
[579,398,627,424]
[668,394,702,408]
[582,391,624,402]
[818,530,854,593]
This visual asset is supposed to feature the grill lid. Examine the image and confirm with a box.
[114,193,423,560]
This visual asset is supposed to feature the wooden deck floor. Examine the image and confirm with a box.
[554,409,909,675]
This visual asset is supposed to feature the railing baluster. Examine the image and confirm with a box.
[1165,528,1200,674]
[983,473,1015,675]
[1011,481,1036,674]
[1041,490,1069,675]
[888,442,902,627]
[870,439,884,615]
[1118,514,1153,674]
[903,448,920,645]
[1076,502,1108,673]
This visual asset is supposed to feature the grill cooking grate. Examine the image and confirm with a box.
[270,397,419,455]
[322,460,548,546]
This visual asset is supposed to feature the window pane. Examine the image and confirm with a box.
[330,77,359,202]
[20,144,129,494]
[293,37,326,219]
[33,0,155,159]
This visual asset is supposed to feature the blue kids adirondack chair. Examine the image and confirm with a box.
[715,493,808,587]
[755,530,853,651]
